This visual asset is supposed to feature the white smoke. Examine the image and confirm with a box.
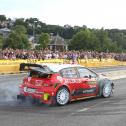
[0,74,40,106]
[0,81,19,103]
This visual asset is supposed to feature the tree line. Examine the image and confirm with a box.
[0,15,126,52]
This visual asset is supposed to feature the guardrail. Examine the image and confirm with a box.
[0,59,126,74]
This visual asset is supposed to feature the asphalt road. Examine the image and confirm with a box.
[91,65,126,73]
[0,66,126,126]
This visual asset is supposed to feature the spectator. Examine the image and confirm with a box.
[0,48,126,61]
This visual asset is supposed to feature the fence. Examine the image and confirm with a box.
[0,59,126,74]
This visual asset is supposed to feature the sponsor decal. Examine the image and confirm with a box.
[82,88,96,93]
[24,87,36,93]
[28,77,31,82]
[89,85,97,88]
[64,79,81,84]
[64,79,97,84]
[72,88,96,96]
[57,76,63,82]
[35,80,43,86]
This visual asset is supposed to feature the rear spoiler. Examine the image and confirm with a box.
[20,63,52,74]
[20,63,44,71]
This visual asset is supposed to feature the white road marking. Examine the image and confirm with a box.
[77,108,90,112]
[70,100,111,116]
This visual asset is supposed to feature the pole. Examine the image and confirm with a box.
[33,21,35,43]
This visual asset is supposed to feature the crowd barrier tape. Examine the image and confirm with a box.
[0,59,126,74]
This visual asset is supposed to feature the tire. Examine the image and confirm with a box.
[56,87,70,106]
[102,83,112,98]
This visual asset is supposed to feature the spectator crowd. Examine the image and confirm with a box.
[0,48,126,61]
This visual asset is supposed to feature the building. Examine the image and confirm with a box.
[0,28,11,38]
[48,34,68,52]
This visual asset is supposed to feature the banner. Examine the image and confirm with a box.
[0,59,126,74]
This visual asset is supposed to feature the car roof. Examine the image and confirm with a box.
[37,63,82,72]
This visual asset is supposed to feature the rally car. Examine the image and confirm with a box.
[17,63,114,106]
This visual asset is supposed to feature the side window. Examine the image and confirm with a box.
[60,68,78,78]
[77,67,97,78]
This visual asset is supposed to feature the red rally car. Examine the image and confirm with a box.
[17,63,114,106]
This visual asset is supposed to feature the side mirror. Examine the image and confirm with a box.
[89,75,92,79]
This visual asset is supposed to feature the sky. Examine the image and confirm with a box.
[0,0,126,29]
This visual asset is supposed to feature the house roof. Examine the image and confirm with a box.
[49,34,67,46]
[0,28,11,32]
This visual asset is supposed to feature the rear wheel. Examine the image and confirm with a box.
[56,87,70,106]
[102,83,112,98]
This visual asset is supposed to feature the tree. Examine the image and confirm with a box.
[108,41,121,52]
[0,15,7,28]
[3,25,30,49]
[88,30,101,51]
[95,29,112,52]
[25,18,44,35]
[61,27,74,39]
[37,33,50,49]
[0,35,3,48]
[20,34,31,49]
[0,15,6,21]
[69,28,98,50]
[14,18,26,26]
[3,32,22,49]
[13,25,27,34]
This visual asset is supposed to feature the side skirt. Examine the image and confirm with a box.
[71,96,96,102]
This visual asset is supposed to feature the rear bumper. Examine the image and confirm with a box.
[18,85,57,105]
[17,94,41,104]
[17,94,56,105]
[17,94,26,100]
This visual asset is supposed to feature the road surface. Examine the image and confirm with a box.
[0,66,126,126]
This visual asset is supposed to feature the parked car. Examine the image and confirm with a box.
[17,63,114,106]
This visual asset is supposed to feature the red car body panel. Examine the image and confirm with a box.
[18,63,113,105]
[19,73,99,104]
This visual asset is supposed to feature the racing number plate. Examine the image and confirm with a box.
[26,88,35,93]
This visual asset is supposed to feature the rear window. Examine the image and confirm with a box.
[29,70,51,78]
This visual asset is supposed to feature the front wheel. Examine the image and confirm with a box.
[56,87,70,106]
[102,83,112,98]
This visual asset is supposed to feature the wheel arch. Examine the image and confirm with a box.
[57,85,71,93]
[98,78,113,97]
[100,79,113,98]
[55,85,71,106]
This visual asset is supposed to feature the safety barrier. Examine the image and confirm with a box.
[0,59,64,65]
[78,59,126,67]
[0,59,126,74]
[0,64,20,74]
